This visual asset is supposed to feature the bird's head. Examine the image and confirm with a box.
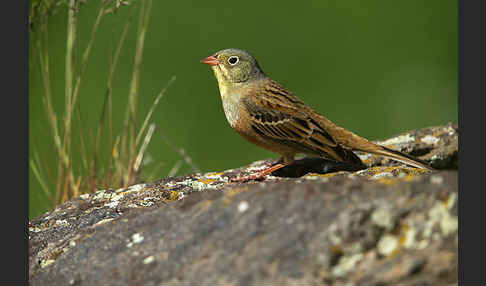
[200,48,265,87]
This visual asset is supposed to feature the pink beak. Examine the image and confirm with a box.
[200,55,220,66]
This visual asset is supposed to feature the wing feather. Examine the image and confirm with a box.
[242,84,350,162]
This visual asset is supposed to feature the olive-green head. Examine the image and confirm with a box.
[200,48,265,86]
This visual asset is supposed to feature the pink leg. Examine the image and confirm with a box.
[231,163,287,182]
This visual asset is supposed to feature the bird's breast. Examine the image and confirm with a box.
[219,86,242,128]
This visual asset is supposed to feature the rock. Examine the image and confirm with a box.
[29,124,458,286]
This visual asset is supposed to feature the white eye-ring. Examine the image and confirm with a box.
[228,56,239,65]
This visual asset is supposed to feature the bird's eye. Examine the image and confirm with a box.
[228,56,239,65]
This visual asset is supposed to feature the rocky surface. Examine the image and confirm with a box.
[29,123,458,286]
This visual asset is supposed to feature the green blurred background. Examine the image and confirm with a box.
[29,0,457,219]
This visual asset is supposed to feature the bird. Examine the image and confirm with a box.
[200,48,434,181]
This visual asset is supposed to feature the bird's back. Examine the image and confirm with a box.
[238,77,365,165]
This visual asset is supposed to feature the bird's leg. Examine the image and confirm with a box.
[231,155,292,182]
[231,163,287,182]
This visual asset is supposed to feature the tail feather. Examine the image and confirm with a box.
[372,146,435,171]
[309,114,435,171]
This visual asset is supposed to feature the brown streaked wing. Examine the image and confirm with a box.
[251,79,339,147]
[242,92,349,162]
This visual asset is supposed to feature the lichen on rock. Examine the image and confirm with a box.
[29,124,458,286]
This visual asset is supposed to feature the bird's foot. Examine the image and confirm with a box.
[231,163,287,182]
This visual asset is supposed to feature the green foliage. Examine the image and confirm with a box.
[29,0,186,218]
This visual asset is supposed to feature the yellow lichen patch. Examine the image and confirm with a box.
[371,165,427,177]
[307,172,340,178]
[384,166,406,174]
[399,222,428,250]
[365,166,387,176]
[361,158,373,165]
[205,172,224,177]
[377,178,398,186]
[399,168,428,181]
[400,222,410,233]
[402,174,416,182]
[168,191,181,201]
[198,178,216,184]
[398,230,408,248]
[408,168,428,175]
[401,170,425,182]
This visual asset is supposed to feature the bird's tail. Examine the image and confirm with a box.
[310,114,435,171]
[369,145,435,171]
